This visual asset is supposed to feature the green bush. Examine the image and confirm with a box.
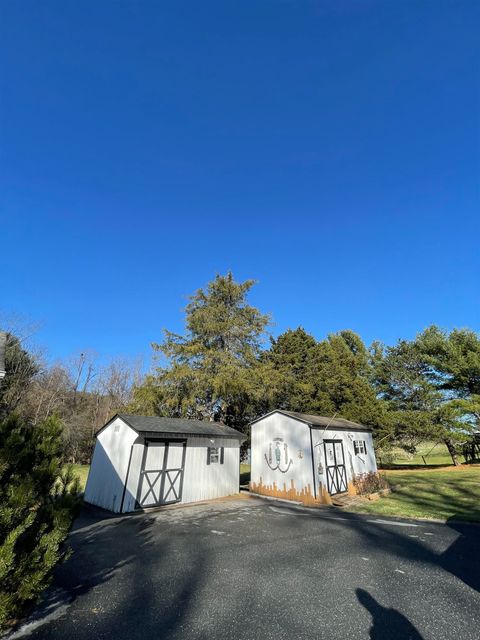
[0,415,81,629]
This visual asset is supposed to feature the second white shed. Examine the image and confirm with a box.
[84,414,245,513]
[250,410,378,505]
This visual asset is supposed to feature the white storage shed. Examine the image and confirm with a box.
[250,410,378,505]
[84,414,245,513]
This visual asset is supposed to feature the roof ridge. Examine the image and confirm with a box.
[110,413,246,439]
[119,412,227,423]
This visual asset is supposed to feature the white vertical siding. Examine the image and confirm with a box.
[311,428,378,494]
[181,436,240,503]
[84,417,138,513]
[86,421,242,513]
[126,436,240,509]
[122,441,144,512]
[250,412,379,502]
[251,413,314,497]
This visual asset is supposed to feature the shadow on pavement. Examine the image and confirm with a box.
[356,589,424,640]
[441,518,480,594]
[23,503,208,640]
[18,497,480,640]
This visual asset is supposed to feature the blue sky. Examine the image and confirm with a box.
[1,1,479,365]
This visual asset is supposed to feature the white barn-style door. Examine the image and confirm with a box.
[136,440,186,508]
[323,440,348,495]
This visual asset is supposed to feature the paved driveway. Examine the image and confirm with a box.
[14,496,480,640]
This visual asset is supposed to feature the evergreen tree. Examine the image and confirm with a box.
[417,326,480,397]
[136,273,271,430]
[259,328,386,433]
[313,331,386,431]
[372,329,479,465]
[0,415,80,627]
[259,327,320,412]
[0,333,39,421]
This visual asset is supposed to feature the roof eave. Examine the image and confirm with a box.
[248,409,313,428]
[141,430,246,441]
[249,409,372,433]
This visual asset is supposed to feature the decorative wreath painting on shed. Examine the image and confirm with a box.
[265,437,293,473]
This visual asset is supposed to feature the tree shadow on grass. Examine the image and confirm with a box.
[240,469,250,486]
[368,475,480,522]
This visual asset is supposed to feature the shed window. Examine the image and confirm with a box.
[207,447,224,465]
[354,440,366,455]
[210,447,220,464]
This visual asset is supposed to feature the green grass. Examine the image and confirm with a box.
[240,463,251,486]
[69,464,90,492]
[377,441,464,468]
[348,467,480,522]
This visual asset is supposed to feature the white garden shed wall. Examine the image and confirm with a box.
[250,410,378,505]
[84,414,245,513]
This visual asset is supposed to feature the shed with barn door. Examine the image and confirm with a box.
[84,414,245,513]
[249,410,378,505]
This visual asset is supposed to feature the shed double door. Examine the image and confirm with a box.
[323,440,348,495]
[137,440,186,508]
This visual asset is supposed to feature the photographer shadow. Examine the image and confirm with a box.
[356,588,424,640]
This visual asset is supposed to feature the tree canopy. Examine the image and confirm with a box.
[3,274,480,467]
[131,273,270,429]
[372,328,480,464]
[131,274,480,465]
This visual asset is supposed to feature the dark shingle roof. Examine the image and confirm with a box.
[116,414,246,440]
[250,409,371,432]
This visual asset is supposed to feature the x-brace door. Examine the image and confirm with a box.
[323,440,348,495]
[136,440,186,508]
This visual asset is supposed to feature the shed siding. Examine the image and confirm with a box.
[181,436,239,503]
[121,441,145,513]
[250,413,314,500]
[84,417,138,513]
[86,419,242,513]
[311,428,377,497]
[121,435,240,511]
[250,412,379,503]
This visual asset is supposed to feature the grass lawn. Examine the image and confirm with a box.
[348,466,480,523]
[240,463,251,486]
[380,441,462,468]
[70,464,90,492]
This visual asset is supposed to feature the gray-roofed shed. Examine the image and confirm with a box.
[86,413,245,514]
[116,414,246,439]
[249,409,371,432]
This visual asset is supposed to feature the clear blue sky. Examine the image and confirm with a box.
[1,1,479,364]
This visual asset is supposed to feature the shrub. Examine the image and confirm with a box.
[377,448,395,466]
[0,414,81,629]
[353,471,390,496]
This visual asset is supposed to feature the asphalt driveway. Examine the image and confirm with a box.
[12,496,480,640]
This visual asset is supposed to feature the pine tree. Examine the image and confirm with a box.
[0,414,80,628]
[135,273,271,430]
[0,333,39,421]
[371,328,479,465]
[259,328,387,433]
[259,327,320,413]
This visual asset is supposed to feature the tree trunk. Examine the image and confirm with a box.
[444,437,460,466]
